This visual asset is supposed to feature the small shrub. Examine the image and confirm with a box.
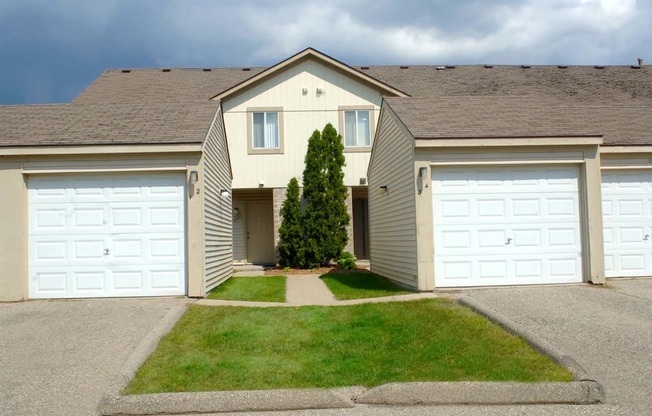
[338,252,356,270]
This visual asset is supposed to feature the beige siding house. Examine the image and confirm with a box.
[3,48,652,301]
[214,49,406,264]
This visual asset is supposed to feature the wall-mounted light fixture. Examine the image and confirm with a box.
[417,167,428,195]
[189,170,199,185]
[302,87,308,95]
[316,87,323,95]
[359,177,367,185]
[220,189,231,198]
[379,185,388,195]
[258,180,265,188]
[232,207,240,221]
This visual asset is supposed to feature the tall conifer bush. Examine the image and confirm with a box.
[277,177,304,267]
[302,123,350,267]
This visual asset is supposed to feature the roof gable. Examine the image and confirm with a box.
[210,48,408,101]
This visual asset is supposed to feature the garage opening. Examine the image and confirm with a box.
[432,166,583,287]
[28,173,187,299]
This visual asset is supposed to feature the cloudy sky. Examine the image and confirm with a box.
[1,0,649,105]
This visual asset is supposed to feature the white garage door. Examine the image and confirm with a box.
[29,173,186,299]
[433,166,583,287]
[602,171,652,278]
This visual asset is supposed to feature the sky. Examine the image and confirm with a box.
[0,0,650,105]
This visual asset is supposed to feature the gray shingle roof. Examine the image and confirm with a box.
[75,65,652,104]
[3,59,652,148]
[73,68,265,103]
[0,101,219,147]
[385,96,652,145]
[363,65,652,103]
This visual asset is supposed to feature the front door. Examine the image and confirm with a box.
[246,201,275,264]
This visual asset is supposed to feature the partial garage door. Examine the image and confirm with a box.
[602,171,652,278]
[29,173,186,299]
[433,166,583,287]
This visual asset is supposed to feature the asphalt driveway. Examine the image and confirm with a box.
[0,298,187,416]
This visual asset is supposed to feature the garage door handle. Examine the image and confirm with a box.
[104,249,111,255]
[644,235,650,241]
[505,238,512,245]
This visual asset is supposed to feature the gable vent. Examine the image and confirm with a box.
[203,68,212,72]
[121,70,131,73]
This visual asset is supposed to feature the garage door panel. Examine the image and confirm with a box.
[602,171,652,278]
[433,166,583,287]
[437,254,581,286]
[29,173,186,299]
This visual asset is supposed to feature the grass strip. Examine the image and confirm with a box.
[126,299,573,394]
[321,272,414,300]
[207,276,286,302]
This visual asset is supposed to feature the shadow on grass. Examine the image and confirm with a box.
[320,270,415,300]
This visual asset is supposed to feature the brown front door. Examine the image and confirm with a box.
[246,201,275,264]
[353,198,369,259]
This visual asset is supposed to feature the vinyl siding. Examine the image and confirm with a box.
[222,59,382,189]
[202,107,233,291]
[368,105,418,288]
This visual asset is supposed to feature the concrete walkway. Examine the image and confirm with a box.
[285,275,336,305]
[196,274,444,307]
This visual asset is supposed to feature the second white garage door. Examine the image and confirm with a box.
[29,173,187,299]
[433,166,583,287]
[602,171,652,278]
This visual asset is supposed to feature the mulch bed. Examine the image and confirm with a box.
[264,266,371,276]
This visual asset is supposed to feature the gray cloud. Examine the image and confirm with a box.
[0,0,650,104]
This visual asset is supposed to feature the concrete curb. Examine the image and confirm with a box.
[99,387,363,415]
[457,296,596,382]
[356,381,604,405]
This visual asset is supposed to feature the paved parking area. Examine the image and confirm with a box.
[0,298,187,416]
[1,279,650,416]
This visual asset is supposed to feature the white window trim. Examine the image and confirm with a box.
[247,107,284,155]
[339,106,375,152]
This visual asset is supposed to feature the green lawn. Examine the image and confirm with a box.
[206,276,286,302]
[321,272,414,300]
[126,299,573,394]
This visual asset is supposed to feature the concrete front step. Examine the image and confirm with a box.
[233,264,268,272]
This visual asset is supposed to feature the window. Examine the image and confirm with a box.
[247,107,283,154]
[252,111,279,149]
[343,109,371,147]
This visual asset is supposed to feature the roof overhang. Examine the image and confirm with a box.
[600,145,652,153]
[211,48,409,101]
[0,143,203,157]
[414,136,603,148]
